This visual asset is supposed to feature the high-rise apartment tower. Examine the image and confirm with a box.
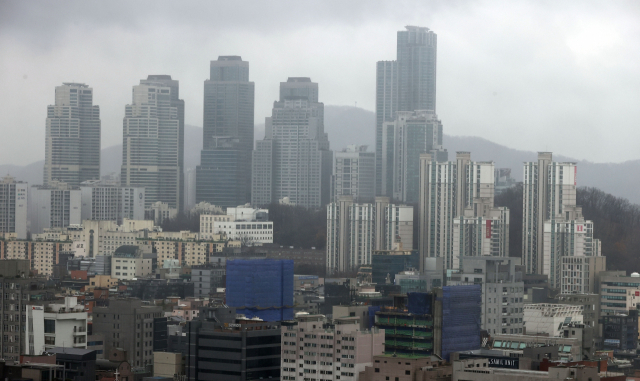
[522,152,577,275]
[121,75,184,210]
[252,78,332,208]
[43,83,101,187]
[375,26,440,196]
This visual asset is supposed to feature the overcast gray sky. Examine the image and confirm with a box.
[1,0,639,165]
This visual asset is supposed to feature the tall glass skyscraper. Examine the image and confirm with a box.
[120,75,184,209]
[375,26,441,197]
[196,56,255,207]
[43,83,101,187]
[252,78,332,208]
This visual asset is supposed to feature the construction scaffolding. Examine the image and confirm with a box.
[440,284,482,360]
[226,259,294,321]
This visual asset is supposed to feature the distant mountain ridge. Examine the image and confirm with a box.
[2,106,639,204]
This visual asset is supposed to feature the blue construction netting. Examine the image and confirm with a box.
[440,284,481,361]
[407,292,432,315]
[367,306,381,329]
[226,259,294,321]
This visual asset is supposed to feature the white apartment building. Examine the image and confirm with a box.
[34,219,158,257]
[523,153,577,275]
[326,196,413,274]
[111,245,152,280]
[0,176,28,239]
[80,181,145,224]
[281,314,384,381]
[543,205,602,291]
[381,110,445,203]
[523,304,583,337]
[419,152,509,271]
[452,208,509,269]
[25,297,88,355]
[29,181,82,235]
[559,256,606,295]
[199,206,272,245]
[332,145,376,202]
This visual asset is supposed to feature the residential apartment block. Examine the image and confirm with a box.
[419,152,509,271]
[375,26,439,197]
[252,77,332,208]
[326,196,413,273]
[121,75,184,210]
[332,145,375,202]
[280,314,384,381]
[29,181,81,235]
[43,83,101,187]
[0,176,28,239]
[449,257,524,335]
[80,180,145,224]
[381,110,445,202]
[522,152,577,275]
[92,299,164,368]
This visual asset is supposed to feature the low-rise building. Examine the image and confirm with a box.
[523,304,583,337]
[111,245,152,280]
[185,306,282,381]
[452,357,604,381]
[92,298,164,368]
[199,206,272,245]
[598,271,640,315]
[281,313,385,381]
[359,354,451,381]
[25,297,88,355]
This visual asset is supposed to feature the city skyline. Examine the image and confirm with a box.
[1,1,639,166]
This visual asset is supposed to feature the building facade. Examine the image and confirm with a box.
[92,299,164,368]
[29,181,81,235]
[252,77,332,208]
[598,271,640,315]
[24,297,88,355]
[185,307,282,381]
[449,257,524,335]
[43,83,101,187]
[326,196,413,274]
[121,75,184,210]
[332,145,375,202]
[381,110,444,203]
[80,181,145,224]
[281,314,384,381]
[0,176,28,239]
[522,304,583,336]
[522,153,577,275]
[197,56,255,207]
[419,152,509,271]
[543,205,602,291]
[375,26,439,197]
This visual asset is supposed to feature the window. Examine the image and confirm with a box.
[44,319,55,333]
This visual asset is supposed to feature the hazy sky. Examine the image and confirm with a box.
[1,0,639,165]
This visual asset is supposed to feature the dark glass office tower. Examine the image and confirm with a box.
[196,56,255,207]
